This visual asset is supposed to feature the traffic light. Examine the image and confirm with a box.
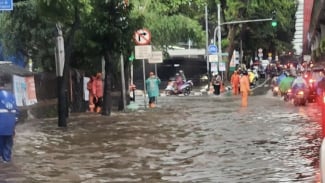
[271,11,277,27]
[129,52,135,62]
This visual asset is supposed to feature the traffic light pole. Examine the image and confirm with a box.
[213,3,273,75]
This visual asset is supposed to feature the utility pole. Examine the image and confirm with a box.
[55,23,67,127]
[217,4,222,80]
[205,5,209,76]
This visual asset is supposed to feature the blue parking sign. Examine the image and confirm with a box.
[0,0,13,11]
[208,44,218,54]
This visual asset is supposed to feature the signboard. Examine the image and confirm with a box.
[219,62,226,71]
[208,44,218,54]
[133,29,151,45]
[135,45,152,59]
[0,0,13,11]
[211,62,218,72]
[149,51,163,63]
[208,55,218,62]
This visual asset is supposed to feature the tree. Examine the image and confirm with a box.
[85,0,141,115]
[0,0,55,71]
[216,0,296,79]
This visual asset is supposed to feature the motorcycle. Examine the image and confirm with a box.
[307,79,317,103]
[272,86,279,96]
[293,89,307,106]
[283,89,293,102]
[165,80,193,96]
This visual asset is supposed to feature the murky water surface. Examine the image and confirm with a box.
[0,92,322,183]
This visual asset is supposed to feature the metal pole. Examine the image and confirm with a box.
[130,61,135,101]
[120,54,126,111]
[240,39,243,65]
[142,59,147,108]
[213,26,218,46]
[57,76,66,127]
[217,4,222,80]
[55,23,67,127]
[205,5,209,75]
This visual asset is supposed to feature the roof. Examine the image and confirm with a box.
[0,62,33,76]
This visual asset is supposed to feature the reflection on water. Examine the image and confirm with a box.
[0,95,322,183]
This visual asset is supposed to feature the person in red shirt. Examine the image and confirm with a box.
[92,73,103,113]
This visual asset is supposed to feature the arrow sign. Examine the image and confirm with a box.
[133,29,151,45]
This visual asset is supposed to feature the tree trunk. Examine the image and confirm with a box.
[225,25,237,80]
[102,52,113,116]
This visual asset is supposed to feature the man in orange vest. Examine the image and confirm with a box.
[240,71,250,107]
[231,71,240,95]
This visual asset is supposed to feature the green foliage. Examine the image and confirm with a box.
[0,0,56,71]
[219,0,296,58]
[0,0,298,73]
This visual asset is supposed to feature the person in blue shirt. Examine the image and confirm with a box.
[0,80,18,163]
[145,72,161,108]
[291,72,308,95]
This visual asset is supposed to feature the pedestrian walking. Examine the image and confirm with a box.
[0,80,18,163]
[211,73,222,95]
[240,71,250,107]
[231,71,240,95]
[93,73,103,113]
[145,72,161,108]
[87,76,95,112]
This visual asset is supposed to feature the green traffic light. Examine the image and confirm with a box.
[272,21,277,27]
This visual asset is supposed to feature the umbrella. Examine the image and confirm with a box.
[279,76,295,93]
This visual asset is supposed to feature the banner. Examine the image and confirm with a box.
[83,77,90,101]
[13,75,37,106]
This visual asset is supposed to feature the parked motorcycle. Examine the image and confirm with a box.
[293,89,307,106]
[165,80,193,96]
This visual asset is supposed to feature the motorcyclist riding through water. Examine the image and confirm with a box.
[291,72,309,96]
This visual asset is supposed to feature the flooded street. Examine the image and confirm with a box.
[0,91,323,183]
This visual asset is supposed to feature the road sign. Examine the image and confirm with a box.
[133,29,151,45]
[211,62,218,72]
[0,0,13,11]
[208,44,218,54]
[208,55,218,62]
[219,62,226,71]
[135,45,152,60]
[258,48,263,53]
[149,51,163,64]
